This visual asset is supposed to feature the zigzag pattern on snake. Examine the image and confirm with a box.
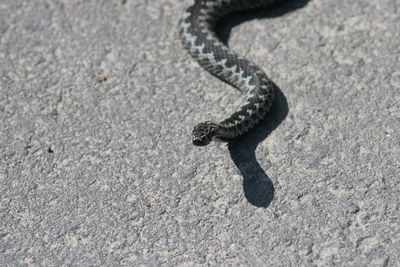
[179,0,281,146]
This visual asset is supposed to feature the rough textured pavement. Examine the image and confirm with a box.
[1,0,399,265]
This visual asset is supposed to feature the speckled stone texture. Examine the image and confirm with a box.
[0,0,399,265]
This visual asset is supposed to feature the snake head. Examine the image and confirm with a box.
[191,122,219,146]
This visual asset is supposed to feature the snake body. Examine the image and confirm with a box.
[180,0,280,146]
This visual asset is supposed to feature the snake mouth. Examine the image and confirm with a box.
[192,136,212,146]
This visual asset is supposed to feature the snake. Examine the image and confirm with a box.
[179,0,281,146]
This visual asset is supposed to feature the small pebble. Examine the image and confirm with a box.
[344,202,360,214]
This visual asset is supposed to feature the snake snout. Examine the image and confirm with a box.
[191,122,218,146]
[192,137,211,146]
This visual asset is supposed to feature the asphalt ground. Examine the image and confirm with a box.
[1,0,399,265]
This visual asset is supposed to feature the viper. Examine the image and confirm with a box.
[179,0,281,146]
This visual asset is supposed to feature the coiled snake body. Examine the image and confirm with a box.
[180,0,281,146]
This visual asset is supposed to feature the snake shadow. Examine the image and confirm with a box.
[218,0,310,207]
[217,0,311,44]
[228,86,288,208]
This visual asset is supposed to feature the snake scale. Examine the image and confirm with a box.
[179,0,281,146]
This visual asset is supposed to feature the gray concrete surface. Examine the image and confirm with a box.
[1,0,399,265]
